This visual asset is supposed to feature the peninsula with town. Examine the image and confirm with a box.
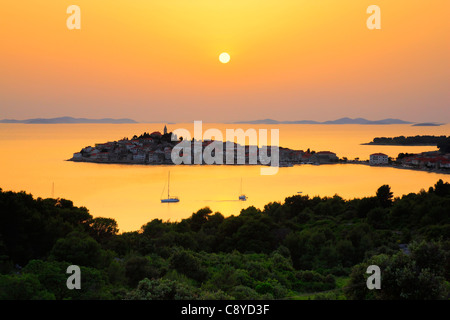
[68,128,450,174]
[68,126,340,166]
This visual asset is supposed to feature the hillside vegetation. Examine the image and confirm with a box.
[0,180,449,300]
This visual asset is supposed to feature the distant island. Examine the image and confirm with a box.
[2,116,445,126]
[0,116,137,124]
[233,117,413,125]
[412,122,444,127]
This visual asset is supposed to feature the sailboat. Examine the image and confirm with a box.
[161,171,180,203]
[238,178,247,201]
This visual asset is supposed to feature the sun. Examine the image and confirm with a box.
[219,52,230,64]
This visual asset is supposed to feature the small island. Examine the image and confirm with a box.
[412,123,444,127]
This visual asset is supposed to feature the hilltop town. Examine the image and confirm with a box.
[68,126,340,166]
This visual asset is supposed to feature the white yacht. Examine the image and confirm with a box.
[161,171,180,203]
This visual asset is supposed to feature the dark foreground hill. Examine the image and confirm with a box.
[0,180,449,300]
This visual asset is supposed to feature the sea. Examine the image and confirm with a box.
[0,122,448,232]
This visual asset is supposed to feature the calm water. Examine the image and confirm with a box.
[0,123,448,232]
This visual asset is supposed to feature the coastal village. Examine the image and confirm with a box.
[366,151,450,172]
[69,126,450,173]
[391,152,450,170]
[70,126,340,166]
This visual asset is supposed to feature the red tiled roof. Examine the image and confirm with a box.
[371,153,388,156]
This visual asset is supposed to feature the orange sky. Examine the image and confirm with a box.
[0,1,449,122]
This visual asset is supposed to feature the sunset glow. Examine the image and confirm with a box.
[0,1,448,123]
[0,0,449,304]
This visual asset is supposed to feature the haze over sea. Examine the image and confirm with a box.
[0,123,448,232]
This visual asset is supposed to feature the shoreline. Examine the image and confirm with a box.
[66,158,450,175]
[346,161,450,175]
[360,143,439,147]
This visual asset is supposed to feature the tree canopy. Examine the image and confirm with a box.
[0,180,449,300]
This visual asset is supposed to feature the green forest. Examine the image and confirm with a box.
[0,180,449,300]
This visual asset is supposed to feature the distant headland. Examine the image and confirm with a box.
[1,116,445,126]
[362,135,450,148]
[0,116,137,124]
[232,117,413,125]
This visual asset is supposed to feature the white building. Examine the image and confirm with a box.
[370,153,388,165]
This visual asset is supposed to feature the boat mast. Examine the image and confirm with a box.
[168,171,170,198]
